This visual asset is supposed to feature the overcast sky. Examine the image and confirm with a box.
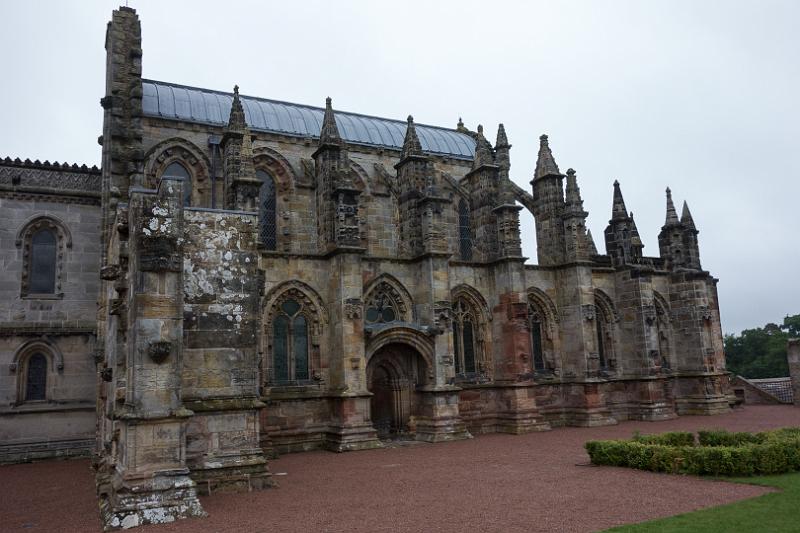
[1,0,798,335]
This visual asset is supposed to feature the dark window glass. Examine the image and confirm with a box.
[25,353,47,401]
[453,323,462,374]
[596,313,607,369]
[29,229,57,294]
[163,162,192,206]
[458,200,472,261]
[531,318,545,371]
[463,320,476,374]
[293,316,309,381]
[273,315,289,382]
[257,170,277,250]
[281,299,300,316]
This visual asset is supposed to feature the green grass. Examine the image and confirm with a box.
[605,472,800,532]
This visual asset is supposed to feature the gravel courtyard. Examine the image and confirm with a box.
[2,405,798,533]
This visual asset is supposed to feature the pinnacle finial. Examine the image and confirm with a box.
[401,113,423,159]
[611,180,628,220]
[534,133,562,179]
[496,123,509,148]
[319,96,341,145]
[664,187,680,226]
[681,200,697,230]
[586,229,598,255]
[226,83,246,132]
[565,168,584,211]
[472,122,494,170]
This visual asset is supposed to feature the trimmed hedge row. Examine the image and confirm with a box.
[586,428,800,476]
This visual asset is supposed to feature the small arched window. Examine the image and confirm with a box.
[29,229,57,294]
[25,353,47,402]
[256,169,277,250]
[452,298,478,376]
[272,298,309,383]
[162,161,192,206]
[458,199,472,261]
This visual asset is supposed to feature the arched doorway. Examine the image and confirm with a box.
[366,342,429,439]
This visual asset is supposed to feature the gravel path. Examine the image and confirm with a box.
[2,405,798,533]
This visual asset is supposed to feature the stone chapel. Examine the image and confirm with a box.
[0,6,731,529]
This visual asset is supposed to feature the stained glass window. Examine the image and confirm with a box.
[257,170,277,250]
[29,229,56,294]
[25,353,47,401]
[163,162,192,206]
[596,308,608,369]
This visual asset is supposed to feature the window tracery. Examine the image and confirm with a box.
[458,199,472,261]
[271,297,310,383]
[452,297,480,376]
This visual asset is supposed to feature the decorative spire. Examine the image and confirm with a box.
[227,84,246,133]
[496,123,509,148]
[681,200,697,230]
[319,96,342,145]
[664,187,680,226]
[611,180,628,220]
[456,117,467,132]
[629,211,643,247]
[564,168,584,211]
[534,134,563,180]
[586,229,598,255]
[401,115,423,159]
[472,124,494,170]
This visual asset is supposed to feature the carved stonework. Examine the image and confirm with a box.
[433,300,452,330]
[582,304,596,321]
[147,341,172,364]
[697,305,713,321]
[100,264,121,281]
[643,303,657,326]
[344,298,363,319]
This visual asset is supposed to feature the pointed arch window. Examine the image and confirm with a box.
[29,229,57,295]
[364,285,402,325]
[530,311,546,372]
[162,161,192,206]
[256,169,277,250]
[595,306,610,370]
[25,353,47,402]
[272,298,309,383]
[452,298,478,376]
[458,199,472,261]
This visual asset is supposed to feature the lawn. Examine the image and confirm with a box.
[606,472,800,532]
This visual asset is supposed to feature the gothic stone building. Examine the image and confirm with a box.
[0,6,731,529]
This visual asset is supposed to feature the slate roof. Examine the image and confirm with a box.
[142,80,477,159]
[748,377,794,404]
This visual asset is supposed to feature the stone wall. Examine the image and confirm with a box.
[0,159,100,463]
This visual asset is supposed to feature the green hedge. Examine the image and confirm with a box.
[585,428,800,476]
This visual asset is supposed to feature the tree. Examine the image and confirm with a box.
[724,314,799,378]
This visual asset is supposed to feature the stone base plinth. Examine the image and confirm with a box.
[563,407,618,427]
[98,468,205,530]
[189,451,273,495]
[675,397,731,416]
[636,402,678,421]
[324,424,383,452]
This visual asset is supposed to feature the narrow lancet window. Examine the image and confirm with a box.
[257,170,277,250]
[458,199,472,261]
[271,298,310,383]
[25,353,47,401]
